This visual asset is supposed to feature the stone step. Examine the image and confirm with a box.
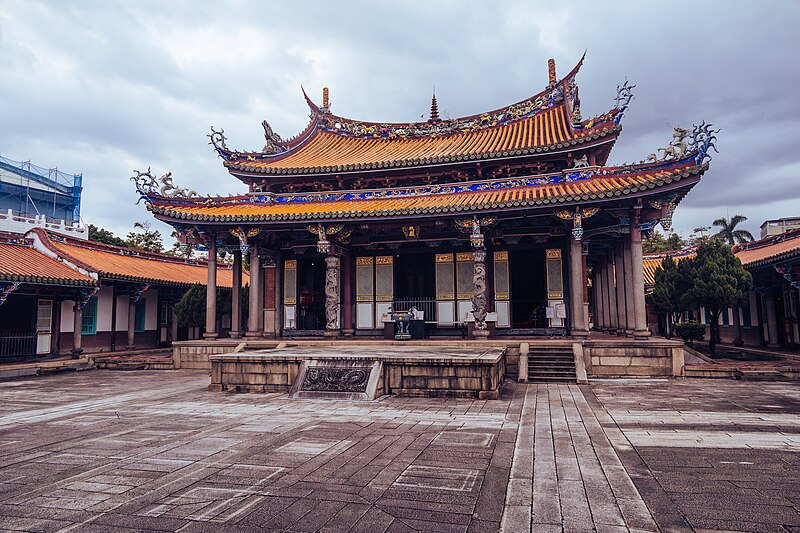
[527,375,577,383]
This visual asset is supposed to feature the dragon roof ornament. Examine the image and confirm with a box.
[131,168,198,205]
[613,79,635,126]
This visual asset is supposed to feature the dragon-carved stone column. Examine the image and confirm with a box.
[471,248,489,337]
[324,254,340,337]
[570,228,589,338]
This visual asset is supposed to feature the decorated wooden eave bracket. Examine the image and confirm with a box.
[230,227,261,255]
[454,216,497,249]
[0,281,21,306]
[131,168,198,204]
[75,287,99,310]
[649,193,679,231]
[306,223,345,253]
[554,207,599,240]
[129,284,149,302]
[774,264,800,290]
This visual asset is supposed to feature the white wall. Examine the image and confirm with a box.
[59,286,160,333]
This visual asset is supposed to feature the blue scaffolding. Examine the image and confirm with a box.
[0,154,83,223]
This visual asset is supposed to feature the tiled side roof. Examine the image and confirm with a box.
[30,229,244,288]
[734,229,800,267]
[225,109,618,175]
[0,242,96,286]
[643,248,697,287]
[150,158,705,223]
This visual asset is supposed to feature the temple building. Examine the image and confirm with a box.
[135,56,718,342]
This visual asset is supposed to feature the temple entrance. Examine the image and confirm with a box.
[394,253,436,320]
[295,258,326,330]
[509,249,548,328]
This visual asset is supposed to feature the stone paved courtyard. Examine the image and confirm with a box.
[0,371,797,532]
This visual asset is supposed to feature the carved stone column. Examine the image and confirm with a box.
[614,241,627,335]
[630,215,651,339]
[570,233,588,337]
[472,248,489,337]
[246,243,261,337]
[204,239,218,339]
[230,250,243,338]
[324,254,340,337]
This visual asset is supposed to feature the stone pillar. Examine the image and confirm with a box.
[594,267,604,330]
[582,247,590,333]
[569,235,588,337]
[230,250,242,338]
[126,297,136,349]
[732,305,743,347]
[472,248,490,338]
[246,243,261,337]
[630,218,651,339]
[203,239,218,339]
[342,253,354,336]
[623,236,636,335]
[71,302,83,357]
[765,295,780,348]
[170,306,178,342]
[614,241,627,335]
[606,253,618,333]
[324,254,341,337]
[600,260,611,332]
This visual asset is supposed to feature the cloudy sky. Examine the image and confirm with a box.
[1,1,798,243]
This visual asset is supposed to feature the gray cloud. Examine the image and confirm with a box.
[1,0,797,241]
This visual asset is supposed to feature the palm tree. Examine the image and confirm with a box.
[712,215,755,245]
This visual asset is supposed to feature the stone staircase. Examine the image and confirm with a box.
[527,347,577,383]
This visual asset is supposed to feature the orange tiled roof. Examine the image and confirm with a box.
[217,56,622,176]
[734,229,800,267]
[30,229,244,288]
[643,248,697,287]
[149,158,705,223]
[0,242,96,286]
[226,107,617,175]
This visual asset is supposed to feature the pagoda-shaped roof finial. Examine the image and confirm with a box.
[429,88,440,122]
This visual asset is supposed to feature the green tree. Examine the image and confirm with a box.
[646,256,690,337]
[682,239,752,356]
[87,224,127,247]
[173,284,248,332]
[173,285,206,328]
[643,231,687,253]
[712,215,755,245]
[126,221,164,253]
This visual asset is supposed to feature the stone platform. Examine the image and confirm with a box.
[209,345,506,399]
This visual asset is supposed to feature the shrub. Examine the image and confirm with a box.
[675,321,706,346]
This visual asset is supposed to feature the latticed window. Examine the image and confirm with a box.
[81,297,97,335]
